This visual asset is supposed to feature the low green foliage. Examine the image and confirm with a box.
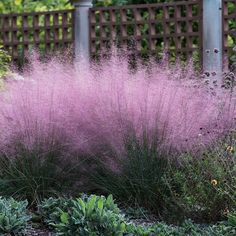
[0,197,31,235]
[90,131,236,224]
[0,46,11,78]
[126,220,236,236]
[208,223,236,236]
[90,131,185,222]
[0,194,232,236]
[40,194,126,236]
[125,221,200,236]
[0,146,84,205]
[228,211,236,227]
[39,194,236,235]
[169,140,236,223]
[124,207,150,220]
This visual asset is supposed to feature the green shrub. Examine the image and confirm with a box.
[0,197,31,235]
[169,140,236,223]
[40,194,126,236]
[0,46,10,77]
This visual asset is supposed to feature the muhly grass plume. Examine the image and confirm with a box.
[0,53,235,161]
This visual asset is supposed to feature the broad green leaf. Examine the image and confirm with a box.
[78,198,86,215]
[86,195,97,216]
[60,212,69,224]
[97,198,104,215]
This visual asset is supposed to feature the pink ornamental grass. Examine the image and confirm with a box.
[0,54,234,160]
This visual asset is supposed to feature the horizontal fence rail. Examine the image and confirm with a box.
[89,0,203,61]
[0,9,74,62]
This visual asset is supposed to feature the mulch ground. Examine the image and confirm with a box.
[25,228,53,236]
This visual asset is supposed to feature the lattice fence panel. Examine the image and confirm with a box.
[89,1,203,61]
[223,0,236,67]
[0,9,74,62]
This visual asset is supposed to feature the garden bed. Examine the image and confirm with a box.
[0,51,235,235]
[1,195,236,235]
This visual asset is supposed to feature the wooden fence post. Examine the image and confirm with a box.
[72,0,93,61]
[203,0,223,82]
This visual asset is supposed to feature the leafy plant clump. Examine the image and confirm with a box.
[0,193,229,236]
[38,195,236,236]
[0,197,31,235]
[40,194,126,236]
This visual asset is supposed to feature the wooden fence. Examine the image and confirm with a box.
[0,9,74,62]
[223,0,236,60]
[89,1,203,61]
[0,0,236,65]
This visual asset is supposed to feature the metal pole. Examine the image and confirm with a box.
[203,0,222,84]
[72,0,93,61]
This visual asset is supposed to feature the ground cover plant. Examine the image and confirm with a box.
[39,194,126,235]
[0,197,31,235]
[0,51,235,229]
[38,195,236,236]
[0,195,235,235]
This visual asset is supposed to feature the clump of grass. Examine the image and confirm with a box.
[170,134,236,223]
[0,143,85,205]
[0,52,234,213]
[91,129,236,223]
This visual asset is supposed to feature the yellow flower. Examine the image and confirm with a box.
[226,146,234,152]
[211,179,218,186]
